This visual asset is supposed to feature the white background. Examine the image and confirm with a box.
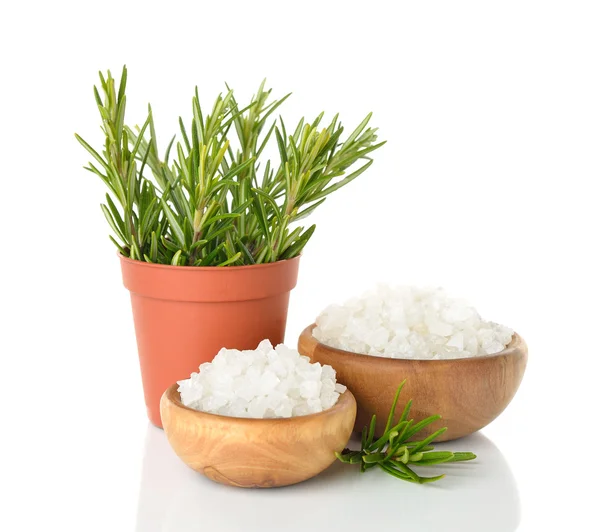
[1,1,599,530]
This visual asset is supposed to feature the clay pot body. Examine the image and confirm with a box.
[120,255,300,427]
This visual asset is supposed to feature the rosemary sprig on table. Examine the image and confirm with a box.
[336,381,476,483]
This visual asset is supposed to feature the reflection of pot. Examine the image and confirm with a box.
[136,426,520,532]
[120,255,300,427]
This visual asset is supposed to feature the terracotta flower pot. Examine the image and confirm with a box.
[119,255,301,427]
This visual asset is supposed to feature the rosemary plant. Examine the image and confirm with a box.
[336,381,477,483]
[76,67,384,266]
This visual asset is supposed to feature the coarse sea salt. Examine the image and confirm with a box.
[313,285,514,360]
[177,340,347,418]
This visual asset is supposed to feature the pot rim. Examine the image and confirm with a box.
[304,324,527,364]
[118,252,300,271]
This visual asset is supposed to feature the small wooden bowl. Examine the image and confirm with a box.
[160,384,357,488]
[298,325,527,442]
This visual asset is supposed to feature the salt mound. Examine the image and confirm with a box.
[313,285,514,360]
[178,340,347,418]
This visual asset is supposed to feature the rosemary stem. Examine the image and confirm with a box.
[336,382,477,484]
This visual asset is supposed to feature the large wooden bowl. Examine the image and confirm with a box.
[160,384,357,488]
[298,325,527,442]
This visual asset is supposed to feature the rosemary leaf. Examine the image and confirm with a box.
[77,67,384,265]
[366,415,377,447]
[384,379,405,435]
[336,382,477,484]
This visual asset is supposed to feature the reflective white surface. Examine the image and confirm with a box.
[136,426,520,532]
[2,1,600,530]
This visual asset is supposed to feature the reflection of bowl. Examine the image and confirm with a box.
[159,384,357,488]
[136,428,521,532]
[298,324,527,441]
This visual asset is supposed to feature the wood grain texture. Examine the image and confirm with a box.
[298,324,527,442]
[160,385,357,488]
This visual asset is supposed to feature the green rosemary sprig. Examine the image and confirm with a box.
[336,381,477,483]
[76,66,385,266]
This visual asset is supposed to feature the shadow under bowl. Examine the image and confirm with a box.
[298,324,527,442]
[160,384,357,488]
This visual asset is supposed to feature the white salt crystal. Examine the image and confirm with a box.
[320,391,339,410]
[198,362,212,374]
[228,398,249,417]
[287,384,302,400]
[292,403,312,416]
[484,341,505,355]
[298,362,322,381]
[201,395,227,411]
[322,365,336,381]
[466,336,479,355]
[258,369,280,395]
[178,381,203,406]
[236,382,257,402]
[426,318,454,337]
[447,333,464,350]
[177,340,345,418]
[307,398,323,413]
[274,402,293,417]
[265,391,285,409]
[257,339,274,354]
[299,380,321,399]
[321,378,336,394]
[268,358,288,378]
[313,285,514,360]
[248,396,268,418]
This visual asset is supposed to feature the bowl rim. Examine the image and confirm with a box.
[162,384,356,424]
[303,324,527,364]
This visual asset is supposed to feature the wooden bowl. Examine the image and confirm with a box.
[298,325,527,442]
[160,384,357,488]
